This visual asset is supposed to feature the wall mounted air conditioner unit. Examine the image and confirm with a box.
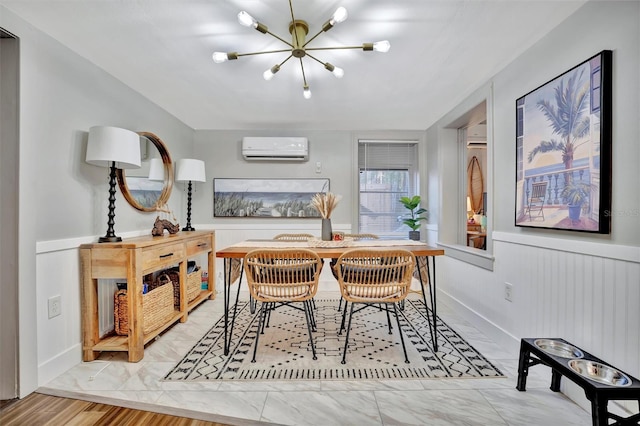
[242,137,309,161]
[467,124,487,148]
[467,141,487,148]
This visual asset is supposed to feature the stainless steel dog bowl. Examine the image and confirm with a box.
[534,339,584,359]
[568,359,632,387]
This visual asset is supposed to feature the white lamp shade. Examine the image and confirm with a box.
[148,158,165,181]
[175,159,206,183]
[86,126,141,169]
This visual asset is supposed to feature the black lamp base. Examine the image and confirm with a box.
[182,180,195,233]
[99,235,122,243]
[99,162,122,244]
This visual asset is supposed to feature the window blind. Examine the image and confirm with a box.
[358,142,417,170]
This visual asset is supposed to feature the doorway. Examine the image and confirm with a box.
[0,27,20,402]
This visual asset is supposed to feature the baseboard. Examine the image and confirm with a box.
[38,344,82,387]
[436,289,520,356]
[439,289,638,418]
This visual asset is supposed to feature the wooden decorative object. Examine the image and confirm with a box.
[151,216,180,236]
[467,155,484,214]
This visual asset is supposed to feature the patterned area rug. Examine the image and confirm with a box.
[164,298,504,381]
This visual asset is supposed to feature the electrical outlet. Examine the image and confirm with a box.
[504,283,513,302]
[48,295,62,318]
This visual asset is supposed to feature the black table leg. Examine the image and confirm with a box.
[223,258,244,355]
[426,256,438,352]
[226,268,243,354]
[415,256,436,352]
[223,258,230,355]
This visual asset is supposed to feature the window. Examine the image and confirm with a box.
[358,141,419,237]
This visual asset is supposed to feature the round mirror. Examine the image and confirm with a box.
[116,132,174,212]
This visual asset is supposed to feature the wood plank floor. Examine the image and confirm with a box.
[0,392,233,425]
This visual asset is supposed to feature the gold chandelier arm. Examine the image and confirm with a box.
[278,54,294,67]
[236,48,292,58]
[305,52,326,67]
[288,0,299,46]
[306,45,367,52]
[298,57,308,87]
[264,29,294,48]
[302,28,326,48]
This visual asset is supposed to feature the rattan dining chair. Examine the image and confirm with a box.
[332,233,379,310]
[243,248,322,362]
[273,233,314,241]
[334,248,416,364]
[343,233,379,240]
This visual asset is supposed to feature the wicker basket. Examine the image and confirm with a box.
[160,266,202,307]
[114,282,175,336]
[186,266,202,302]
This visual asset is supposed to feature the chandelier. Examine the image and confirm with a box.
[212,1,390,99]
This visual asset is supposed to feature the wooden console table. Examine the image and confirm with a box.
[80,230,215,362]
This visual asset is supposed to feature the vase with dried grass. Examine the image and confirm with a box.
[311,192,341,241]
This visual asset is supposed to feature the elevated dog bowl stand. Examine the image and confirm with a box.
[517,338,640,426]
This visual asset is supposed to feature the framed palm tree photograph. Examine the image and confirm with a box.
[515,50,612,233]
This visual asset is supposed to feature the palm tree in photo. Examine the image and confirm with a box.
[527,67,590,171]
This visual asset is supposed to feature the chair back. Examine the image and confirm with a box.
[244,248,322,302]
[343,233,379,240]
[335,248,415,303]
[273,233,314,241]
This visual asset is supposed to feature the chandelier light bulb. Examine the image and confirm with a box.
[330,7,348,25]
[373,40,391,53]
[212,52,228,63]
[303,85,312,99]
[324,62,344,78]
[263,64,280,81]
[237,11,257,28]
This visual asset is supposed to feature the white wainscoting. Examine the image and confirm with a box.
[437,232,639,414]
[35,226,639,415]
[35,230,148,386]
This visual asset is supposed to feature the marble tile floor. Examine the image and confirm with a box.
[40,289,595,426]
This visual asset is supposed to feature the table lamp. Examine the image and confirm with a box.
[86,126,141,242]
[175,159,206,231]
[147,158,164,181]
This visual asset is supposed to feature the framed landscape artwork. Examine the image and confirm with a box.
[515,50,612,233]
[213,178,330,218]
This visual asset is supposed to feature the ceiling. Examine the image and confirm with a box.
[0,0,586,131]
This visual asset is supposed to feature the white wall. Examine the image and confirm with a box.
[427,0,640,412]
[192,130,354,227]
[0,6,195,396]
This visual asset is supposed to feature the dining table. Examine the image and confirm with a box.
[216,239,445,356]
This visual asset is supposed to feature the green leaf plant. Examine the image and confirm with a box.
[399,195,428,231]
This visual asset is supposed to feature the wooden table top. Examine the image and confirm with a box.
[216,240,444,259]
[79,230,213,249]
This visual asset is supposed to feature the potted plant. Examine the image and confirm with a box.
[399,195,428,240]
[560,180,591,221]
